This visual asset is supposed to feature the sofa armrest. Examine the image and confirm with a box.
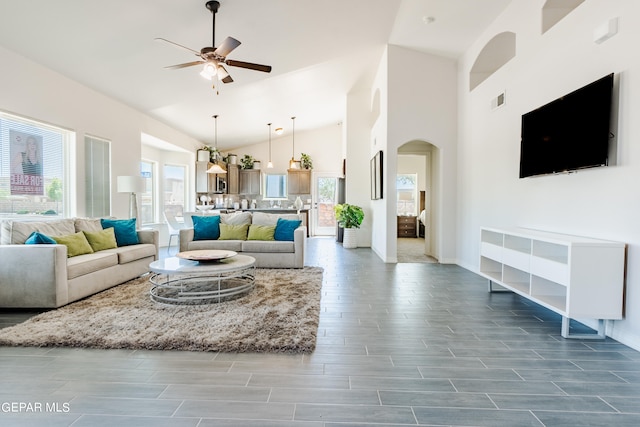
[293,226,306,268]
[0,244,68,308]
[179,228,195,252]
[137,229,159,260]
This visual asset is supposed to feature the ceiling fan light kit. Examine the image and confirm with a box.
[157,0,272,89]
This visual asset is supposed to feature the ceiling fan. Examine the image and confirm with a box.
[156,0,272,87]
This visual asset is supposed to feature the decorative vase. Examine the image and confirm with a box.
[253,160,261,170]
[294,196,303,212]
[342,228,357,249]
[228,154,237,164]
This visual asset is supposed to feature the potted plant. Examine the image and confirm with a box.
[300,153,313,169]
[240,154,255,169]
[334,203,364,248]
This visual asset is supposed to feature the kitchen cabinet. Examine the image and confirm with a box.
[287,169,311,194]
[239,169,261,195]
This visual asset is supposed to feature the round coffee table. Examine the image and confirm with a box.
[149,252,256,304]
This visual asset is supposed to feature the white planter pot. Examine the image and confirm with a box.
[342,228,358,249]
[197,150,210,162]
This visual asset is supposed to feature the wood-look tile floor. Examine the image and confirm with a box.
[1,237,640,426]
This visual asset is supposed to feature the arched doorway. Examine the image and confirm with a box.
[396,140,439,263]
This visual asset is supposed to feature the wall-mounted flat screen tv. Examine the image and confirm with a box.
[519,73,614,178]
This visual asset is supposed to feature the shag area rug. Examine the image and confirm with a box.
[0,267,323,353]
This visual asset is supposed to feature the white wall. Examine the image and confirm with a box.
[0,45,200,219]
[369,48,390,257]
[378,45,458,263]
[230,123,343,176]
[398,154,427,192]
[457,0,640,349]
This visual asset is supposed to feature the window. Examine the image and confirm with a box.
[163,164,185,218]
[264,173,287,199]
[85,135,110,217]
[140,160,156,224]
[397,174,417,216]
[0,110,71,218]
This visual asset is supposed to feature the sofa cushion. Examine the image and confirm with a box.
[1,218,76,245]
[100,218,139,246]
[24,231,57,245]
[274,218,302,241]
[242,240,295,253]
[219,223,249,240]
[192,215,221,240]
[252,212,301,226]
[53,232,95,257]
[221,212,252,226]
[83,228,117,252]
[103,243,156,264]
[74,217,104,233]
[188,240,243,251]
[247,224,275,241]
[66,251,118,280]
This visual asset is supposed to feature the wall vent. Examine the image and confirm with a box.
[491,91,506,110]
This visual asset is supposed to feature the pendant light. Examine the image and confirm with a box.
[206,114,227,174]
[289,116,298,169]
[267,123,274,168]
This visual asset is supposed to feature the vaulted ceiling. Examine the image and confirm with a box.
[0,0,511,150]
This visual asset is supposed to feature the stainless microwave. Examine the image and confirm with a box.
[216,176,226,193]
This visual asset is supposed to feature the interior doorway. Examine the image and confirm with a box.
[396,141,438,263]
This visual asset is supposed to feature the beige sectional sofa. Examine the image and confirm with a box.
[0,217,159,308]
[179,211,305,268]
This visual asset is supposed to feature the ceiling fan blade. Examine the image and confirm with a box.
[164,60,205,70]
[217,65,234,83]
[214,36,241,58]
[225,59,272,73]
[155,37,200,56]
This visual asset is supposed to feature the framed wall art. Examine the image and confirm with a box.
[371,150,383,200]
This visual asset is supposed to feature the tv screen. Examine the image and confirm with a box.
[519,73,614,178]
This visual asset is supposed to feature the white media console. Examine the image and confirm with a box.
[479,227,625,339]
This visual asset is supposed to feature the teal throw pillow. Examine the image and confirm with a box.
[100,218,139,246]
[192,215,221,240]
[25,231,57,245]
[274,218,301,241]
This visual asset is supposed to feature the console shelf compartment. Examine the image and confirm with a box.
[479,227,625,339]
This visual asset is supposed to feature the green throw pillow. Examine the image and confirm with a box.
[247,224,276,241]
[83,227,117,252]
[219,223,249,240]
[53,232,94,258]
